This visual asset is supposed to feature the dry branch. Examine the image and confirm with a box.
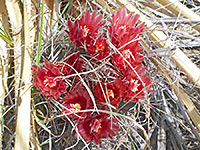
[0,39,7,150]
[115,0,200,133]
[156,0,200,32]
[117,0,200,88]
[4,0,23,148]
[1,0,199,149]
[43,0,59,37]
[4,0,36,149]
[0,1,10,149]
[13,0,32,149]
[5,0,22,103]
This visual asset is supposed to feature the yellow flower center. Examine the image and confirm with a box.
[119,25,127,30]
[95,44,105,53]
[90,119,102,133]
[44,78,56,88]
[68,103,81,112]
[80,25,90,37]
[123,50,131,59]
[107,89,115,99]
[131,79,140,92]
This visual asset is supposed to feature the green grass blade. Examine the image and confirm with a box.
[34,112,52,135]
[61,0,72,17]
[40,140,49,146]
[130,139,136,150]
[32,88,52,135]
[0,25,14,46]
[18,0,23,13]
[0,34,13,46]
[129,131,136,150]
[36,0,44,67]
[51,0,72,31]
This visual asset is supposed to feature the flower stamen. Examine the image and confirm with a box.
[131,79,140,92]
[44,78,57,88]
[90,119,102,133]
[95,44,105,53]
[68,103,81,112]
[80,25,90,37]
[119,25,127,30]
[107,89,115,99]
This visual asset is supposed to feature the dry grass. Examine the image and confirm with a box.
[0,0,200,150]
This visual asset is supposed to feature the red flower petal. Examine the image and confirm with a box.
[94,78,126,107]
[56,51,84,75]
[123,65,152,102]
[75,112,120,144]
[67,10,105,49]
[108,7,145,47]
[108,8,146,71]
[87,36,110,60]
[113,44,144,71]
[61,86,92,120]
[32,53,83,99]
[32,64,68,99]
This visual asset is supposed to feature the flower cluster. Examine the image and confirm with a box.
[32,8,152,145]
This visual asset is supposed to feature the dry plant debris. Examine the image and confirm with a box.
[0,0,200,150]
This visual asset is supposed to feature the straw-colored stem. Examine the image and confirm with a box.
[5,0,22,103]
[5,0,35,149]
[0,1,10,149]
[43,0,59,36]
[0,41,8,150]
[14,0,32,149]
[30,113,42,150]
[156,0,200,32]
[116,0,200,132]
[4,1,23,147]
[117,0,200,88]
[0,59,5,150]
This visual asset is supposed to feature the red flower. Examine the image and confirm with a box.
[67,10,105,49]
[94,78,126,107]
[113,39,144,71]
[55,51,84,76]
[75,112,120,144]
[123,65,152,102]
[32,64,68,99]
[61,86,92,120]
[108,7,145,47]
[32,52,83,99]
[108,8,145,71]
[87,36,110,60]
